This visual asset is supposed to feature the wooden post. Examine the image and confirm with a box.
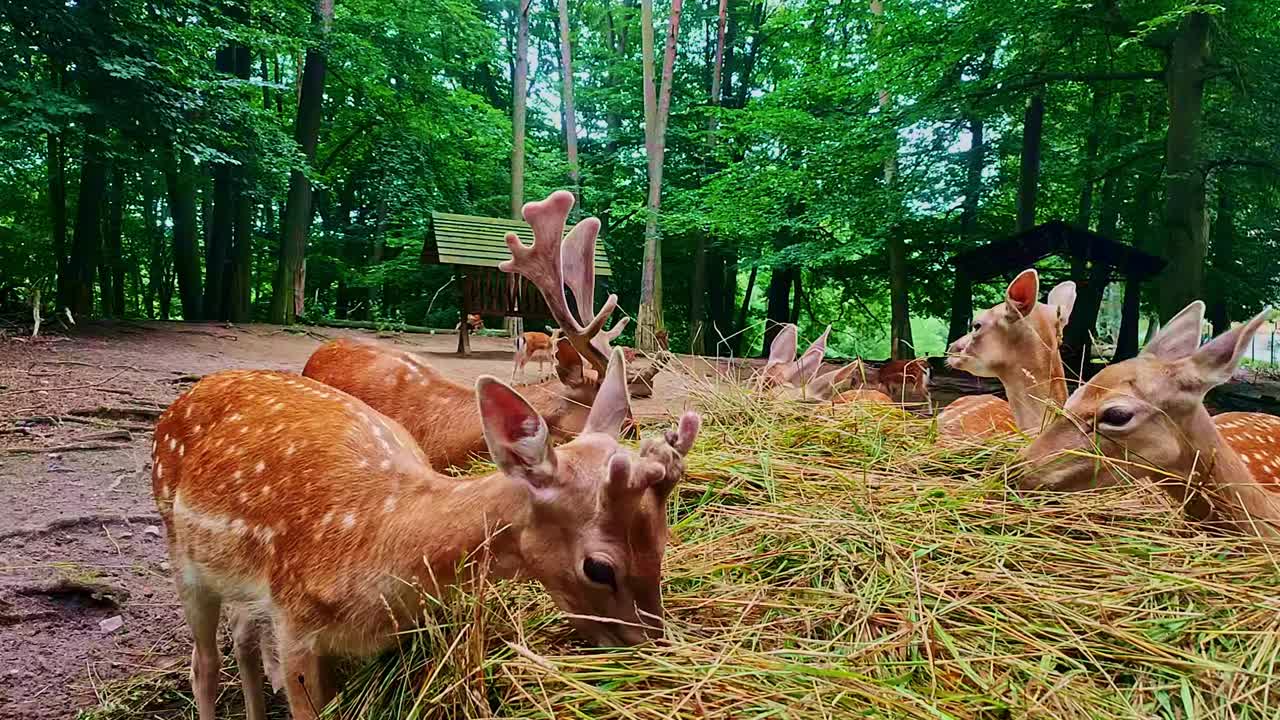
[1116,273,1142,360]
[456,269,472,356]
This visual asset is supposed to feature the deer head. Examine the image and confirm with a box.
[1018,301,1270,503]
[758,324,831,392]
[483,347,700,644]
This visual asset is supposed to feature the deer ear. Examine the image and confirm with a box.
[1143,301,1206,361]
[582,348,631,437]
[553,337,585,386]
[476,377,555,487]
[1186,308,1269,388]
[791,325,831,385]
[1004,269,1039,319]
[1046,281,1077,330]
[767,324,798,365]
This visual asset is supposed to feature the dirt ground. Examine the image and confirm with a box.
[0,320,707,720]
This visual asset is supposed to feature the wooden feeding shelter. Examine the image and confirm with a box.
[947,220,1166,371]
[421,211,613,355]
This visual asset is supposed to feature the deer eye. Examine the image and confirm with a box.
[583,557,617,590]
[1098,406,1135,429]
[971,321,982,332]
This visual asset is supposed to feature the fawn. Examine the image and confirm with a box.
[1018,300,1279,536]
[455,313,484,332]
[938,269,1077,437]
[154,348,700,720]
[513,328,562,379]
[304,192,660,470]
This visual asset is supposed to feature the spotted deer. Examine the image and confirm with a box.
[303,192,659,470]
[304,335,598,471]
[1018,301,1279,536]
[938,269,1077,437]
[513,328,561,380]
[154,349,701,720]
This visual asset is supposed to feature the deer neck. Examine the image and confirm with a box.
[379,470,533,597]
[1160,410,1280,537]
[996,347,1066,434]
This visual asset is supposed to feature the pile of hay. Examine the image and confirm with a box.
[91,386,1280,719]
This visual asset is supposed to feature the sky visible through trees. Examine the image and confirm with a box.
[1,0,1277,360]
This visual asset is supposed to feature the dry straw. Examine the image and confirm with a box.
[89,367,1280,719]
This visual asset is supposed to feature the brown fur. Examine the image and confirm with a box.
[1018,301,1278,536]
[303,338,598,471]
[940,269,1076,438]
[156,354,699,719]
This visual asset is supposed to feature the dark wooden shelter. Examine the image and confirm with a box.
[947,220,1166,370]
[421,211,612,354]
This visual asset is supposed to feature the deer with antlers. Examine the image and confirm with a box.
[154,348,700,720]
[303,192,663,471]
[1018,301,1279,536]
[938,269,1077,437]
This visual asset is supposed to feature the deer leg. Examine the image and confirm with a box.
[177,577,223,720]
[230,608,268,720]
[259,621,284,693]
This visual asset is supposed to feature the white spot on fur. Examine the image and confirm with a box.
[379,459,392,471]
[321,510,335,525]
[168,437,177,451]
[178,444,185,457]
[155,462,163,479]
[184,406,192,419]
[342,513,357,530]
[383,496,397,514]
[239,491,249,503]
[229,413,242,422]
[285,443,296,457]
[255,460,266,474]
[193,424,202,434]
[230,518,247,536]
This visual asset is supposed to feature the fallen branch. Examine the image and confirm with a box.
[68,405,164,422]
[0,513,161,541]
[2,441,129,455]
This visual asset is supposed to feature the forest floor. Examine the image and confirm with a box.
[0,320,713,720]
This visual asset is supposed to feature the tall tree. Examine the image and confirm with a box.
[556,0,580,196]
[511,0,531,219]
[270,0,333,324]
[165,147,202,320]
[636,0,683,352]
[691,0,728,355]
[1159,11,1211,322]
[1016,92,1046,232]
[872,0,912,359]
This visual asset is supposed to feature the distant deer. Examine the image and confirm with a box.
[454,313,484,332]
[303,192,660,471]
[513,328,562,380]
[154,349,701,720]
[754,324,882,403]
[938,269,1076,437]
[1018,301,1278,536]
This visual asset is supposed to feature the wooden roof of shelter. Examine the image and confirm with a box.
[422,211,612,275]
[952,220,1165,281]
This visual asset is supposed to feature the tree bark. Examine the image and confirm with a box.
[270,0,333,324]
[637,0,683,351]
[511,0,531,219]
[208,44,236,320]
[230,40,254,322]
[734,263,758,356]
[762,267,793,356]
[143,168,160,319]
[164,147,202,320]
[1207,182,1234,334]
[691,0,728,355]
[1159,12,1211,322]
[1016,92,1045,232]
[556,0,580,196]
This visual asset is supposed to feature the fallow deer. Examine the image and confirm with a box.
[454,313,484,332]
[154,349,701,720]
[303,192,660,470]
[304,335,599,471]
[513,328,562,380]
[1018,301,1279,537]
[938,269,1076,437]
[754,323,885,403]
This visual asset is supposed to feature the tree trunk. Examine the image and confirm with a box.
[762,267,793,356]
[103,165,126,317]
[1016,93,1045,232]
[691,0,728,356]
[872,0,911,359]
[1159,12,1211,322]
[1075,87,1107,230]
[143,168,160,319]
[637,0,683,351]
[47,59,69,310]
[165,147,203,320]
[1207,183,1235,334]
[1063,172,1121,372]
[556,0,581,196]
[208,43,236,320]
[69,132,108,317]
[270,0,332,324]
[230,38,254,322]
[733,263,758,356]
[1117,172,1159,361]
[948,112,984,343]
[511,0,531,218]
